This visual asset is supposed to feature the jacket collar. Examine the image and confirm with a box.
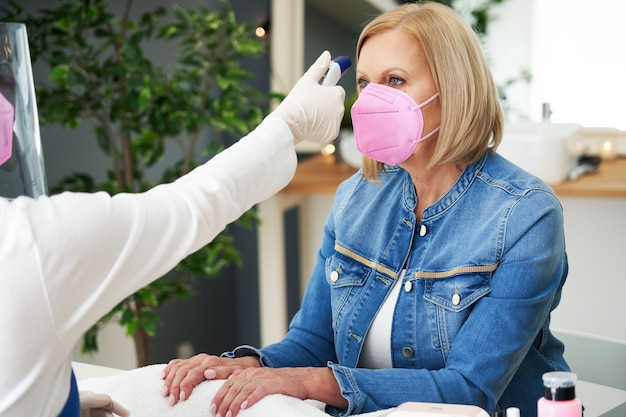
[402,152,489,220]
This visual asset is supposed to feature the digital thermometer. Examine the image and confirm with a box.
[321,56,352,86]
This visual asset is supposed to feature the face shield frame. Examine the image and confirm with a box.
[0,22,47,199]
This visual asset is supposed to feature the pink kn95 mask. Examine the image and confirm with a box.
[0,91,14,166]
[350,83,439,166]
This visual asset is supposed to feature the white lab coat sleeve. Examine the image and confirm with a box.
[0,114,297,417]
[26,115,297,351]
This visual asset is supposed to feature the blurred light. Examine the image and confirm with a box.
[321,144,336,156]
[255,18,270,38]
[255,26,266,38]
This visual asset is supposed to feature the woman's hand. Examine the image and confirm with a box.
[210,367,347,417]
[161,353,260,406]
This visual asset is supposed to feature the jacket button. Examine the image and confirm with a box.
[419,224,427,236]
[402,347,414,358]
[330,270,339,282]
[404,281,413,292]
[452,292,461,306]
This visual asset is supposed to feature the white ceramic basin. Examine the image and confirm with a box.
[497,122,582,184]
[337,129,362,168]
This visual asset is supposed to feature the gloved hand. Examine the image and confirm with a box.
[79,391,131,417]
[272,50,346,144]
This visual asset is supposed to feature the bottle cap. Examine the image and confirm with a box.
[506,407,521,417]
[542,371,577,401]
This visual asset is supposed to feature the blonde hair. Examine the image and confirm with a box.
[356,2,503,179]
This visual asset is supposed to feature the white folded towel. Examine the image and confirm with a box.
[78,364,392,417]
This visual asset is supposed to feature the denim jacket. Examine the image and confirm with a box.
[225,151,570,417]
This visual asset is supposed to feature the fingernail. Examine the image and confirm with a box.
[180,390,186,401]
[210,403,217,415]
[241,400,249,410]
[225,411,232,417]
[161,385,169,397]
[169,395,175,406]
[204,369,217,379]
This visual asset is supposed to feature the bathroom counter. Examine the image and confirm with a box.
[282,154,358,193]
[550,157,626,198]
[283,154,626,198]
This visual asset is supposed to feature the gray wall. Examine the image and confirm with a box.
[305,2,360,97]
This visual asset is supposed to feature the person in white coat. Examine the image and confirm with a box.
[0,50,345,417]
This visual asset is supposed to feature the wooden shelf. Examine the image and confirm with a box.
[284,154,626,199]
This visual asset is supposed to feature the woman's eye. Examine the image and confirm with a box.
[389,76,404,86]
[356,76,403,89]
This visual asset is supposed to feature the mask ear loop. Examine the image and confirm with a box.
[414,92,440,143]
[417,92,439,109]
[418,125,440,143]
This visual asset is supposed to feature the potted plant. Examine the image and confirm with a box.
[0,0,268,367]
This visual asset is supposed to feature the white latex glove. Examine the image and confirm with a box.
[80,391,131,417]
[272,50,346,144]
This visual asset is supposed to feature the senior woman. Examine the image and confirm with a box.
[161,3,571,417]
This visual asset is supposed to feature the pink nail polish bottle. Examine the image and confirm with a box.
[537,372,582,417]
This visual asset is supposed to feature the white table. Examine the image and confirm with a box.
[73,361,124,380]
[577,380,626,417]
[72,361,626,417]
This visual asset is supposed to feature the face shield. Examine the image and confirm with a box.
[0,22,47,199]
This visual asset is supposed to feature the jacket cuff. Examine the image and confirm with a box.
[326,361,361,417]
[220,345,275,368]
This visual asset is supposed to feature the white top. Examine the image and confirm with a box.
[358,270,406,369]
[0,116,296,417]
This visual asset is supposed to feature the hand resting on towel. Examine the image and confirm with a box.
[78,364,391,417]
[161,353,347,417]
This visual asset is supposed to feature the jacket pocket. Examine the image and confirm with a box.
[326,252,372,331]
[419,267,494,359]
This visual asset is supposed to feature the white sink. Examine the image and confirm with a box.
[497,122,582,184]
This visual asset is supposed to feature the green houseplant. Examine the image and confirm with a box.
[0,0,268,367]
